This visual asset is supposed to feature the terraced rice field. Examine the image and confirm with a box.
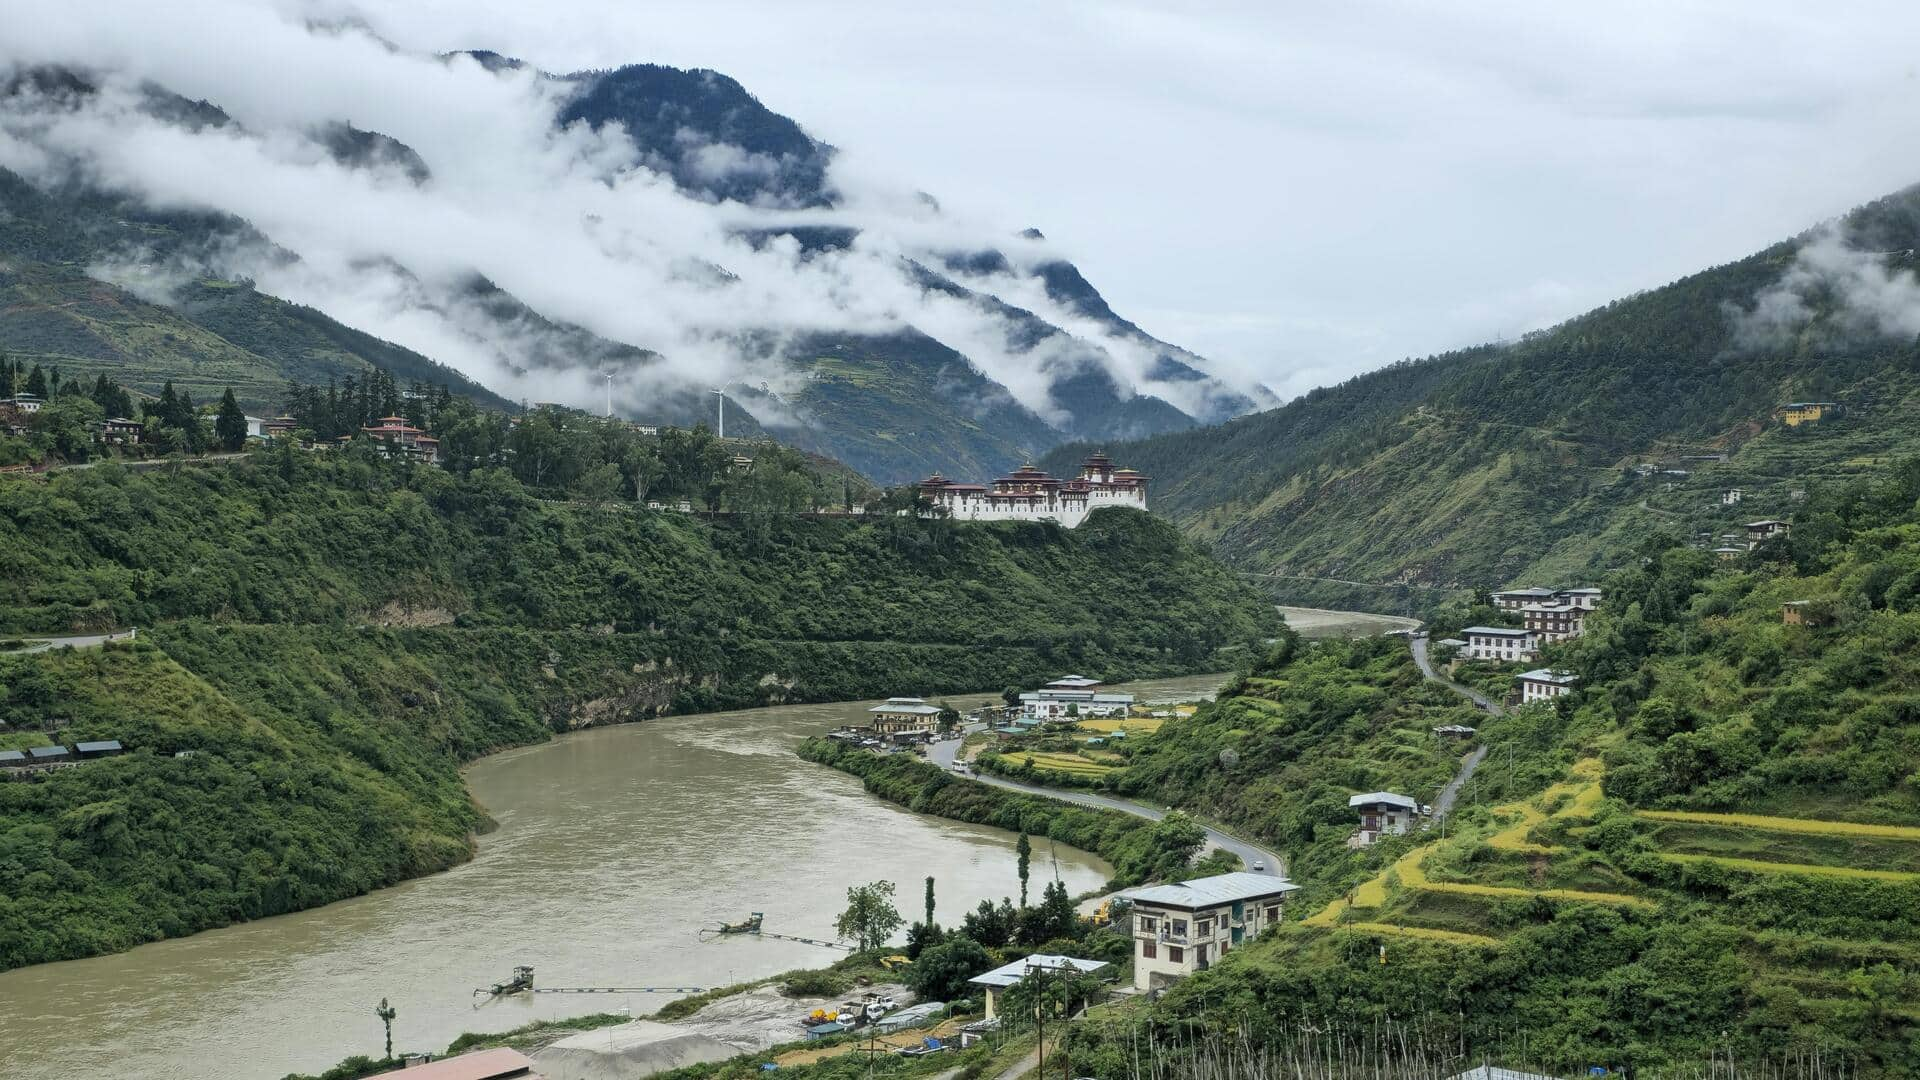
[1076,716,1165,735]
[1636,810,1920,841]
[1486,758,1604,854]
[1399,846,1653,908]
[1656,852,1920,882]
[1334,922,1500,947]
[1014,752,1116,776]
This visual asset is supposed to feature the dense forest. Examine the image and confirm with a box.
[0,451,1276,969]
[1043,182,1920,610]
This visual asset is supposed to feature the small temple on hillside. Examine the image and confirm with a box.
[917,452,1148,527]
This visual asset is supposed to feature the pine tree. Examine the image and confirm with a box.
[215,388,248,451]
[23,364,48,398]
[155,381,178,425]
[1016,832,1032,909]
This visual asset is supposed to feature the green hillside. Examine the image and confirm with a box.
[1044,183,1920,611]
[962,457,1920,1075]
[0,451,1277,969]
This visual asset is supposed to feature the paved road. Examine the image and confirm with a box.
[1408,634,1502,715]
[926,729,1287,876]
[4,629,137,654]
[1406,632,1502,822]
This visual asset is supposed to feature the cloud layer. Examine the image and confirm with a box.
[0,1,1261,428]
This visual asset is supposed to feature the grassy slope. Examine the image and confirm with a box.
[1043,185,1920,610]
[0,454,1277,970]
[1059,461,1920,1075]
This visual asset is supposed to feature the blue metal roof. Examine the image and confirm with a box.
[76,740,124,753]
[28,746,70,759]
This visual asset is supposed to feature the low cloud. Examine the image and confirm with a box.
[1729,225,1920,351]
[0,1,1250,433]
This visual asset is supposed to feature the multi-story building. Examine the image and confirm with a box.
[1778,402,1836,426]
[1018,688,1134,721]
[868,697,943,735]
[1745,520,1790,546]
[918,452,1147,528]
[1120,872,1299,991]
[1516,669,1578,703]
[361,415,442,463]
[1520,603,1587,643]
[1461,626,1537,662]
[1492,586,1602,611]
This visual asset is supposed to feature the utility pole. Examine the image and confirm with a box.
[376,998,397,1062]
[603,372,613,418]
[710,387,725,439]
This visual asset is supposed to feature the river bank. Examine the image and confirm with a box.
[2,681,1256,1080]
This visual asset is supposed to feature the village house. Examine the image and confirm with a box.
[967,954,1110,1019]
[1721,489,1743,506]
[1432,724,1477,740]
[361,415,442,463]
[8,393,43,414]
[1516,669,1578,704]
[27,746,72,765]
[1045,674,1104,690]
[867,697,943,736]
[1119,872,1299,991]
[97,417,143,445]
[75,740,124,759]
[1778,401,1836,426]
[918,452,1148,528]
[1019,687,1134,721]
[1491,586,1602,612]
[0,749,27,770]
[262,415,300,439]
[1461,626,1536,662]
[1781,601,1829,627]
[1746,519,1790,546]
[1713,545,1747,563]
[1519,602,1587,643]
[1348,792,1420,847]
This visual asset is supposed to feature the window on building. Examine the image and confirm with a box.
[1168,946,1184,964]
[1264,905,1280,922]
[1141,941,1156,960]
[1172,919,1188,936]
[1196,918,1212,936]
[1138,916,1156,934]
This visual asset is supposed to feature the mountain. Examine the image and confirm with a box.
[0,48,1268,481]
[0,167,512,413]
[1045,182,1920,611]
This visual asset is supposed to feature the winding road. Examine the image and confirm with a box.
[1408,631,1503,820]
[926,730,1288,876]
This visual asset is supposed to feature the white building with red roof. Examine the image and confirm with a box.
[918,452,1147,527]
[362,415,442,463]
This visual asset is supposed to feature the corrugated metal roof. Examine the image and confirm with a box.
[76,740,124,753]
[1119,872,1300,909]
[1349,792,1418,810]
[969,954,1108,988]
[366,1047,535,1080]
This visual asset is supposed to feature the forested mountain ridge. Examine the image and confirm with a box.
[0,50,1268,481]
[0,450,1280,970]
[1045,183,1920,609]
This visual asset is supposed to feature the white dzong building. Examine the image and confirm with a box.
[918,452,1148,527]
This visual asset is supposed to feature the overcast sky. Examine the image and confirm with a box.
[332,0,1920,400]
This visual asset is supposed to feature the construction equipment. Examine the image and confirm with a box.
[473,965,703,1004]
[698,912,765,939]
[476,965,536,997]
[1090,899,1114,926]
[877,954,911,971]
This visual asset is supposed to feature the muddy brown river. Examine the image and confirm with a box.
[0,673,1226,1080]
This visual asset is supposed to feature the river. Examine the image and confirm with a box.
[0,672,1226,1080]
